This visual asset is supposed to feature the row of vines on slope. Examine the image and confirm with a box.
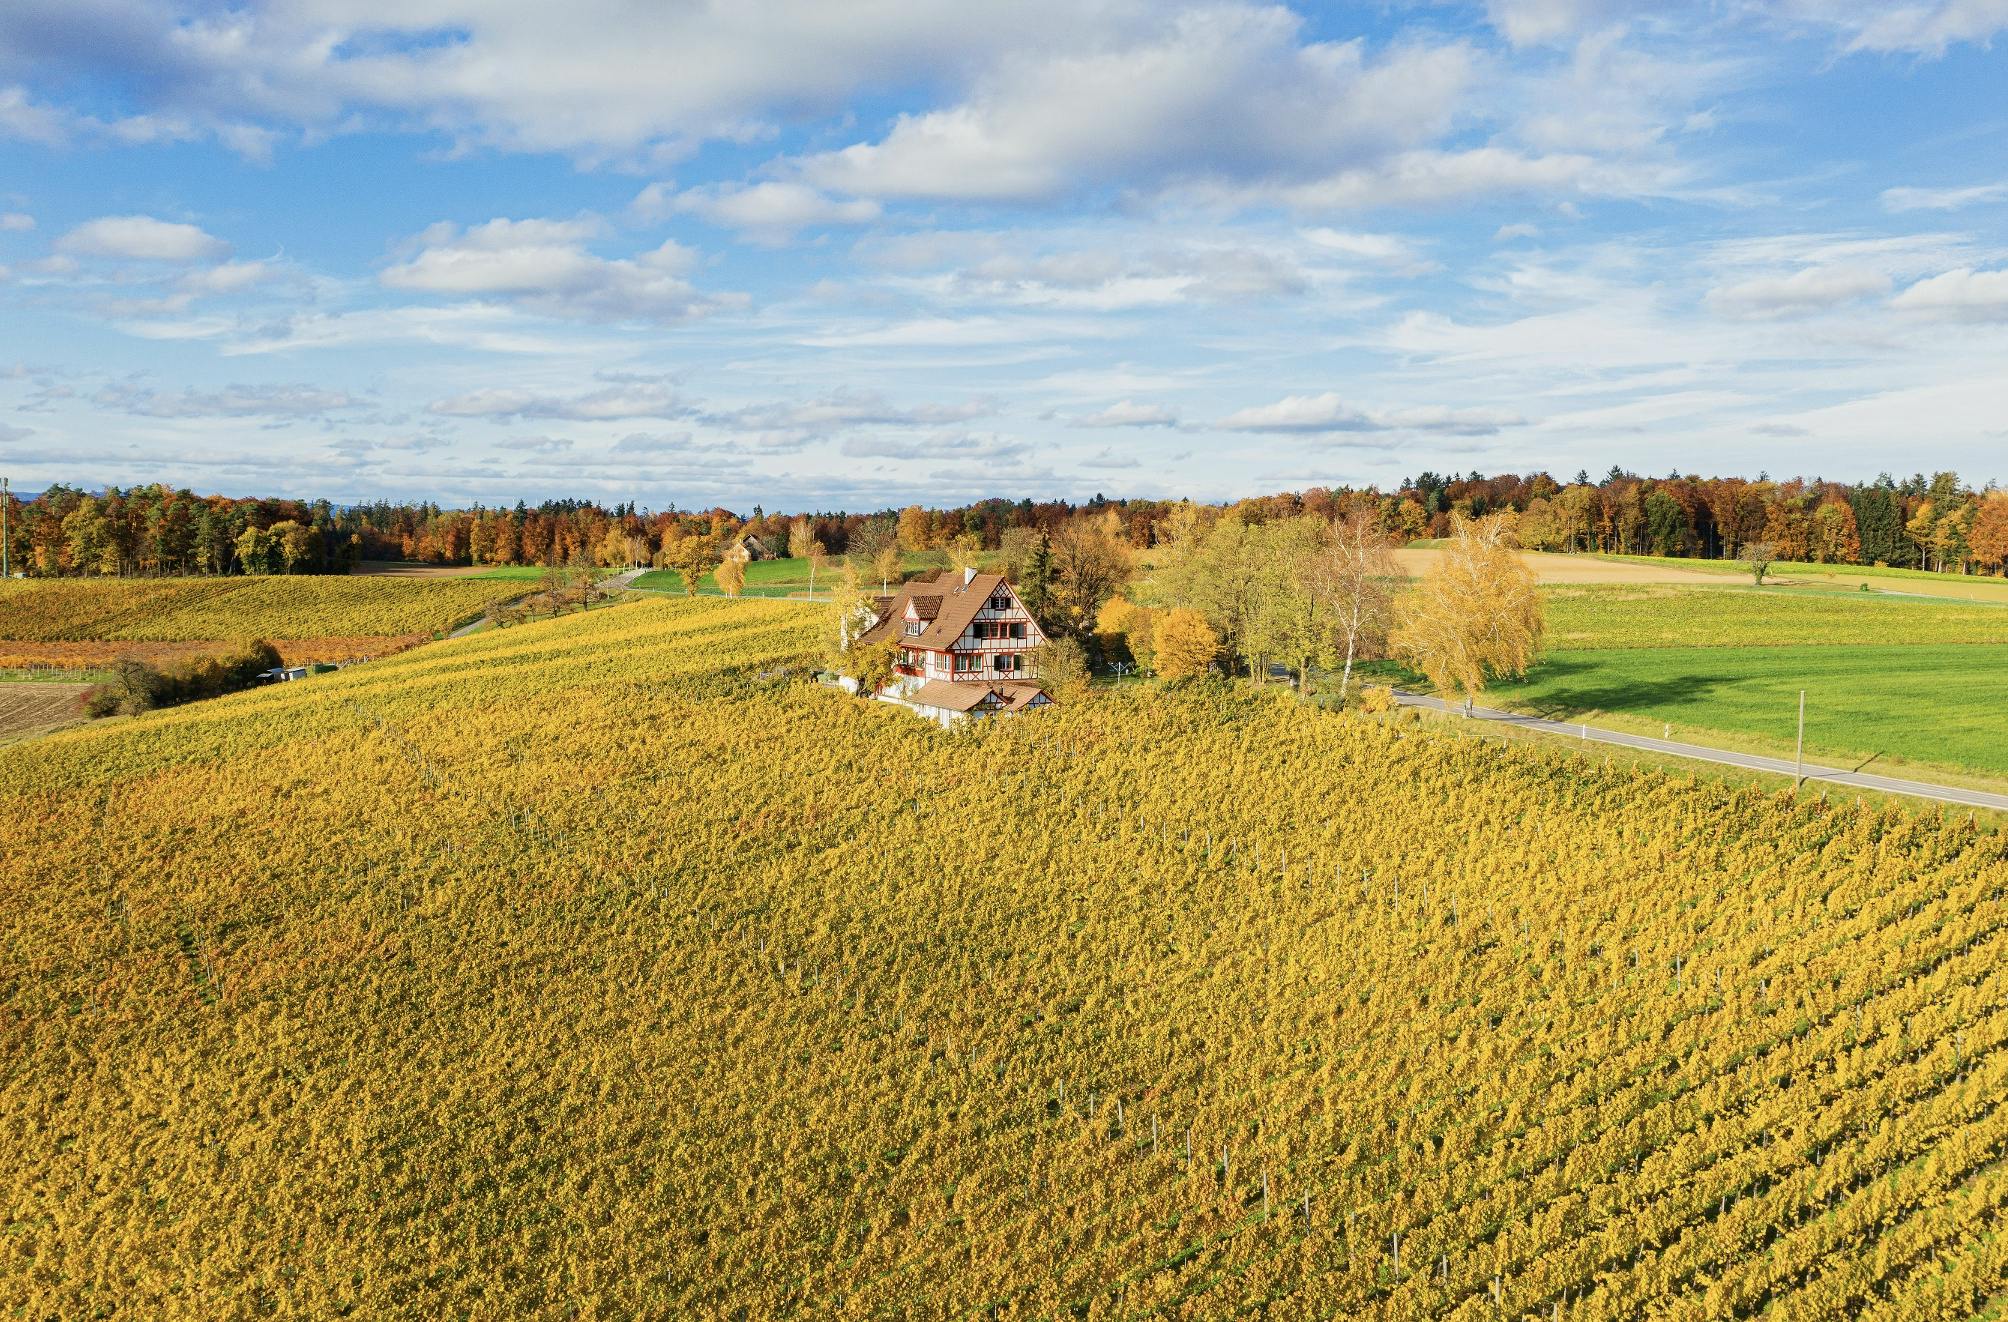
[2,597,2003,1318]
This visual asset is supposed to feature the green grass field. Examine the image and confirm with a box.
[629,551,960,596]
[1482,643,2008,779]
[1543,584,2008,648]
[1366,582,2008,786]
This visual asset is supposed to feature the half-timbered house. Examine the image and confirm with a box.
[850,567,1055,725]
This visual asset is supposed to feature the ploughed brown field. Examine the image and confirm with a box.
[1392,548,1731,584]
[0,683,89,743]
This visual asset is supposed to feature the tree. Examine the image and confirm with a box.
[661,530,717,596]
[1029,634,1090,701]
[269,520,314,573]
[1390,514,1542,715]
[1019,532,1054,619]
[848,516,899,594]
[1905,501,1938,573]
[848,639,899,699]
[1740,540,1777,586]
[945,532,983,575]
[1153,608,1219,683]
[715,542,749,597]
[896,504,932,554]
[786,516,817,561]
[1308,508,1403,702]
[1047,512,1134,638]
[1970,490,2008,575]
[233,525,275,576]
[1095,596,1159,673]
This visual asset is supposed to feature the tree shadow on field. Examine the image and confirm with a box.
[1497,655,1741,720]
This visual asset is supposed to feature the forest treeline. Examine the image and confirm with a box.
[5,467,2005,578]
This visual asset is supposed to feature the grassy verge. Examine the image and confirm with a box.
[1379,694,2008,830]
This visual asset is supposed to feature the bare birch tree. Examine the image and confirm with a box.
[1308,509,1404,701]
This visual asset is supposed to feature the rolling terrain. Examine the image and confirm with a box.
[5,597,2005,1318]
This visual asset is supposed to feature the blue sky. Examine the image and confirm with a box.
[2,1,2006,512]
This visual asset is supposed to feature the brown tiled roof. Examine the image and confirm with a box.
[907,678,1055,713]
[855,569,1022,651]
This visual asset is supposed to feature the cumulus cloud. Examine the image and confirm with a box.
[381,217,733,323]
[94,381,361,418]
[428,380,690,420]
[1892,267,2008,321]
[0,0,1126,160]
[1217,392,1523,436]
[1482,0,1636,46]
[0,212,32,232]
[801,7,1474,202]
[1707,265,1892,317]
[1071,400,1179,428]
[58,215,229,262]
[656,181,880,243]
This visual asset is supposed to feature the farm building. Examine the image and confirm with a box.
[849,567,1055,725]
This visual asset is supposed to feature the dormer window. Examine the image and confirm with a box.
[904,621,922,637]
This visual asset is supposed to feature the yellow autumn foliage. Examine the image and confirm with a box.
[2,595,2003,1318]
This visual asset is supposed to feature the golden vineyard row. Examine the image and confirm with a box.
[0,574,527,643]
[2,598,2003,1318]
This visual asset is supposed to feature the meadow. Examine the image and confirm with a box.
[630,550,961,597]
[4,596,2005,1318]
[1364,584,2008,784]
[1541,584,2008,649]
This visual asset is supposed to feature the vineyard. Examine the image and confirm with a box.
[4,597,2006,1317]
[0,576,526,642]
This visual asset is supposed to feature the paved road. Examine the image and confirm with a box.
[448,568,650,639]
[1395,690,2008,812]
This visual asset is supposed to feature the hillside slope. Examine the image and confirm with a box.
[4,597,2005,1318]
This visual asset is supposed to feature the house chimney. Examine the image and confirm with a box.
[963,566,977,586]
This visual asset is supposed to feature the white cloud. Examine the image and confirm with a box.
[94,381,361,418]
[428,381,689,420]
[58,215,229,262]
[1892,267,2008,321]
[1881,181,2008,213]
[0,423,32,443]
[1804,0,2008,55]
[1707,265,1892,317]
[1483,0,1633,46]
[381,217,733,322]
[1252,147,1597,212]
[178,260,277,295]
[1216,392,1524,435]
[0,85,70,145]
[802,8,1474,202]
[0,212,33,232]
[660,181,880,243]
[1072,400,1179,427]
[703,388,990,431]
[842,430,1032,461]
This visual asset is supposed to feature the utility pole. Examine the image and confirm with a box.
[1795,689,1806,785]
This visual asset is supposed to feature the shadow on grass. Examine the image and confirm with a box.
[1462,656,1743,720]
